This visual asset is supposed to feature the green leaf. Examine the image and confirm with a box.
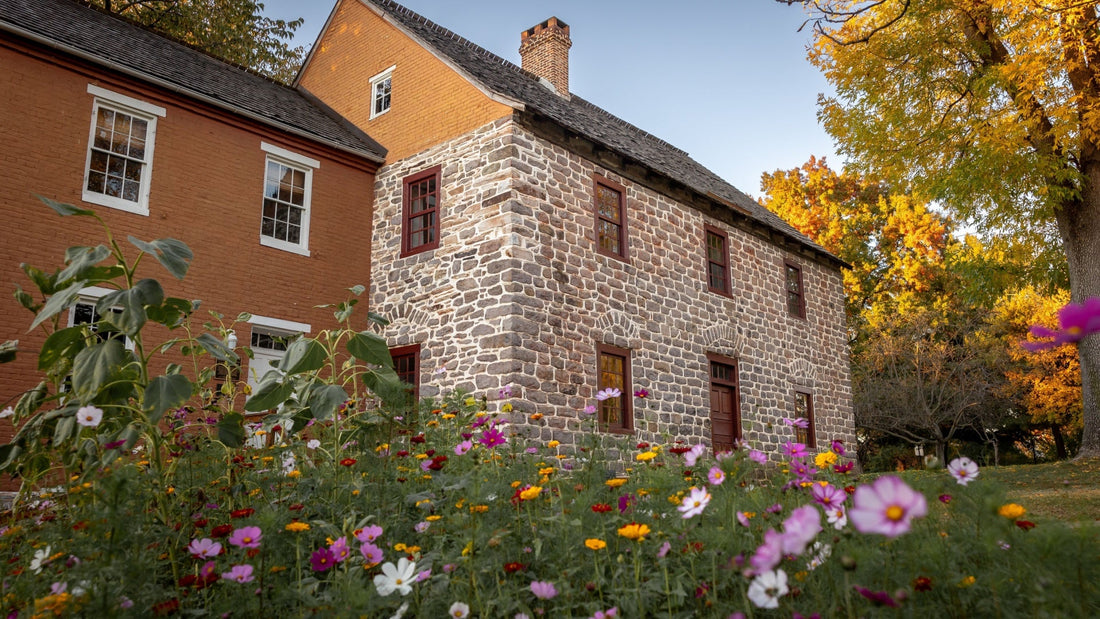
[244,378,292,413]
[0,340,17,364]
[38,327,87,372]
[367,311,390,328]
[28,280,87,332]
[13,285,38,313]
[146,297,195,329]
[71,339,126,401]
[308,384,348,421]
[53,415,76,447]
[145,374,193,424]
[128,237,193,280]
[217,413,246,448]
[96,279,164,337]
[37,195,95,217]
[362,366,405,404]
[279,338,325,375]
[57,245,112,283]
[348,284,365,296]
[15,382,47,420]
[347,331,393,367]
[195,333,240,364]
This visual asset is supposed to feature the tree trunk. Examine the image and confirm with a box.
[1051,424,1067,460]
[1057,160,1100,459]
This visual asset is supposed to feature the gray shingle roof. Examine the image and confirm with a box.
[361,0,836,263]
[0,0,386,162]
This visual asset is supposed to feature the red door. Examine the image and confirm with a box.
[709,357,740,452]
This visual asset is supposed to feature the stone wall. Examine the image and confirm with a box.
[370,116,854,456]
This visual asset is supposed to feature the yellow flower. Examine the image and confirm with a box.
[637,489,649,497]
[636,451,657,462]
[585,538,607,550]
[998,503,1026,520]
[605,478,627,488]
[261,456,274,463]
[442,414,456,420]
[530,413,543,420]
[166,487,175,495]
[548,440,561,448]
[351,489,360,496]
[538,467,555,476]
[958,575,976,588]
[455,499,467,509]
[394,543,407,552]
[285,522,310,532]
[466,397,477,406]
[415,453,429,460]
[405,545,421,554]
[269,565,287,573]
[814,451,838,468]
[470,505,489,513]
[426,515,442,522]
[511,481,522,488]
[286,470,301,479]
[427,420,439,427]
[794,570,809,582]
[555,454,567,460]
[376,443,390,452]
[519,486,543,501]
[422,474,432,480]
[415,499,432,507]
[501,403,514,413]
[462,541,474,556]
[617,522,651,541]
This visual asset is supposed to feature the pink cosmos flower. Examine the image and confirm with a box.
[782,417,810,429]
[595,388,622,401]
[592,608,618,619]
[200,561,217,580]
[849,476,928,538]
[677,486,711,519]
[356,524,383,544]
[737,511,752,527]
[633,388,650,398]
[748,450,767,465]
[583,405,597,415]
[657,541,672,558]
[454,440,473,455]
[707,466,725,486]
[780,505,822,556]
[782,442,808,459]
[228,526,262,549]
[811,483,846,509]
[854,585,899,607]
[684,444,706,467]
[414,521,430,534]
[330,537,351,562]
[830,439,846,455]
[749,528,784,573]
[499,385,513,399]
[790,460,817,482]
[360,542,384,565]
[221,564,254,583]
[416,569,432,582]
[1021,297,1100,351]
[947,457,979,486]
[188,538,222,559]
[530,580,558,600]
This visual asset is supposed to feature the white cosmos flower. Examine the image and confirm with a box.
[0,406,14,419]
[448,601,470,618]
[827,505,848,530]
[76,406,103,428]
[747,569,789,609]
[373,557,417,596]
[677,486,711,519]
[31,545,52,574]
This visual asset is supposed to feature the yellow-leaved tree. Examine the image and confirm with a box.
[786,0,1100,457]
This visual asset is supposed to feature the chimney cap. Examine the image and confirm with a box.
[521,16,569,41]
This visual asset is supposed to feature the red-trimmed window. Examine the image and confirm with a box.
[596,343,632,432]
[401,166,441,257]
[705,225,731,296]
[390,345,420,408]
[794,390,815,448]
[594,175,628,261]
[785,261,806,318]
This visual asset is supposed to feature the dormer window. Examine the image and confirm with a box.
[370,66,394,119]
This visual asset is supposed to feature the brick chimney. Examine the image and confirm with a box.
[519,17,571,97]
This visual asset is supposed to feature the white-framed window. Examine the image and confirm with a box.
[82,85,166,216]
[259,142,318,256]
[68,285,134,351]
[245,315,311,413]
[369,66,395,119]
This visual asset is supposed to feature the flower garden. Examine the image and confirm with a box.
[1,201,1099,617]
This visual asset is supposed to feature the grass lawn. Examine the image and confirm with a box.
[981,458,1100,524]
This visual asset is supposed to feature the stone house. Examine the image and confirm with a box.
[297,0,854,453]
[0,0,386,451]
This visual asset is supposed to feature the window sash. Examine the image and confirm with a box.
[389,345,420,410]
[402,167,442,256]
[597,344,632,432]
[786,263,805,317]
[705,226,730,294]
[794,391,815,447]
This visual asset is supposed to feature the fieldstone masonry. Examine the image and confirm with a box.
[371,116,855,457]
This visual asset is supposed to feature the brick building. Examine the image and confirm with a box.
[298,0,854,453]
[0,0,385,449]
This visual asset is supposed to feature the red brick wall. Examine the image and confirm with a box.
[0,38,378,452]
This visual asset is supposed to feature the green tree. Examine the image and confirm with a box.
[92,0,305,83]
[787,0,1100,457]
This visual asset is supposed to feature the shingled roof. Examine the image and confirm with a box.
[0,0,386,162]
[353,0,837,264]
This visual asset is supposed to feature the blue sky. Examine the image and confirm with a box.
[263,0,839,198]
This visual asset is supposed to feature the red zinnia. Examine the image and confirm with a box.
[410,434,426,444]
[340,458,357,467]
[230,508,254,519]
[1016,520,1037,531]
[428,455,448,471]
[913,576,932,592]
[591,503,613,513]
[503,562,526,573]
[152,598,180,616]
[210,524,233,538]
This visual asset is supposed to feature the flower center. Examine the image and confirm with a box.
[886,505,905,521]
[395,578,403,585]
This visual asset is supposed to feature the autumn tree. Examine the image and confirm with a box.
[90,0,305,82]
[760,156,952,337]
[787,0,1100,457]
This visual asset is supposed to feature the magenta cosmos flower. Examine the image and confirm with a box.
[227,526,262,549]
[330,536,351,562]
[849,476,927,537]
[478,427,507,448]
[360,542,384,565]
[947,457,979,486]
[530,580,558,600]
[311,547,336,572]
[1022,297,1100,351]
[811,483,846,509]
[707,466,725,485]
[356,524,383,544]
